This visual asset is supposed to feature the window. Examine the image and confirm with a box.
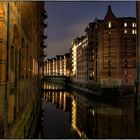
[124,23,127,27]
[133,37,136,42]
[124,70,128,76]
[108,21,111,28]
[132,30,135,34]
[0,47,2,81]
[124,60,128,67]
[109,44,111,49]
[108,70,111,77]
[108,51,110,57]
[11,46,14,71]
[133,60,136,67]
[96,61,97,67]
[108,37,111,43]
[109,31,111,35]
[132,23,135,27]
[124,29,127,34]
[132,22,136,27]
[124,36,127,42]
[108,60,111,67]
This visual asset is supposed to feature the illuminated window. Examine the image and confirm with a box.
[124,23,127,27]
[124,70,128,76]
[132,22,136,27]
[109,31,111,34]
[132,30,135,34]
[135,30,137,34]
[132,23,135,27]
[132,23,137,28]
[108,21,111,28]
[124,29,127,34]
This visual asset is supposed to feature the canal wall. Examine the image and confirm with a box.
[7,79,41,139]
[0,78,41,138]
[43,76,135,97]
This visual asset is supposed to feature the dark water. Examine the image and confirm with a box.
[34,82,140,139]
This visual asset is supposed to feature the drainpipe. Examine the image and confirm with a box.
[4,2,10,138]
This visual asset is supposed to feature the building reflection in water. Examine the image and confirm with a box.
[42,82,140,139]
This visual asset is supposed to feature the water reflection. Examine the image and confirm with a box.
[38,82,140,139]
[71,91,140,138]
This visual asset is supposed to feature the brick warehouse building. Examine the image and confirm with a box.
[0,2,46,138]
[99,5,136,89]
[71,5,136,91]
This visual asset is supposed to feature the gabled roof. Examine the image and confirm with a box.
[104,5,117,21]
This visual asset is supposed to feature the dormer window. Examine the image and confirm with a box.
[108,21,111,28]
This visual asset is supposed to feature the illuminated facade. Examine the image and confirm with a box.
[71,38,80,77]
[0,2,46,138]
[77,35,88,84]
[45,53,70,76]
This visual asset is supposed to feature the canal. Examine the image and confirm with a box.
[34,82,140,139]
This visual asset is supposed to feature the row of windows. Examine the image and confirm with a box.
[124,22,136,27]
[123,29,137,34]
[106,60,136,67]
[107,70,131,77]
[108,21,136,28]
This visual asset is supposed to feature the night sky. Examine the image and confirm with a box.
[44,1,136,59]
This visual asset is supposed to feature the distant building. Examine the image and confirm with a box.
[64,53,71,76]
[71,38,80,78]
[45,53,70,77]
